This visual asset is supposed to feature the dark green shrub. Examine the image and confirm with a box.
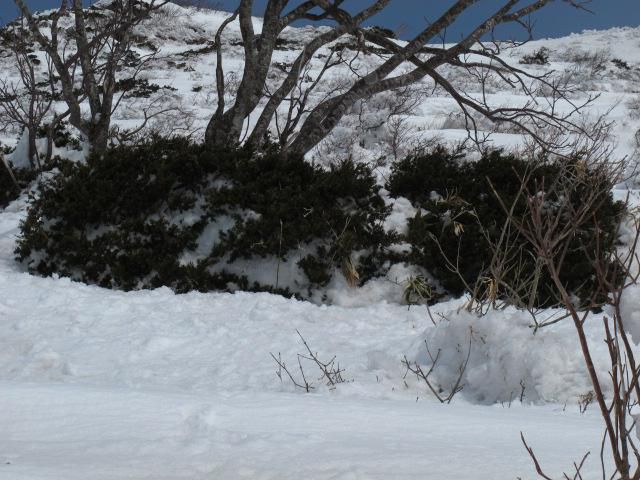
[0,163,26,209]
[387,147,624,307]
[36,121,82,150]
[208,152,392,286]
[367,26,397,39]
[16,137,393,296]
[520,47,550,65]
[112,78,178,98]
[612,58,631,70]
[17,136,215,290]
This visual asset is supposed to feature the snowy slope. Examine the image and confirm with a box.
[2,5,639,165]
[1,3,640,479]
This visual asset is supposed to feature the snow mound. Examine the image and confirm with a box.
[410,308,608,404]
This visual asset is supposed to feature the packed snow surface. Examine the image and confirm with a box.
[0,384,604,480]
[0,191,626,480]
[2,4,640,479]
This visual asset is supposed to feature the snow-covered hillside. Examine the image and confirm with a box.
[2,4,639,165]
[1,3,640,479]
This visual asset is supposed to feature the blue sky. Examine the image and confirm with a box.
[1,1,638,40]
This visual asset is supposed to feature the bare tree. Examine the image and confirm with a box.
[12,0,167,153]
[386,115,414,161]
[269,48,345,148]
[0,30,68,169]
[109,93,198,144]
[205,0,391,148]
[206,0,593,157]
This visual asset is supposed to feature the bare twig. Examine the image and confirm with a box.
[402,329,472,404]
[270,330,350,392]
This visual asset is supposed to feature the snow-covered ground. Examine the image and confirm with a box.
[0,192,626,479]
[0,197,614,479]
[2,3,640,479]
[0,384,605,480]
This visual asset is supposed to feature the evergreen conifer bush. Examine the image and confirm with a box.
[16,137,621,307]
[519,47,551,65]
[0,163,26,208]
[1,124,82,210]
[16,137,394,296]
[387,147,624,308]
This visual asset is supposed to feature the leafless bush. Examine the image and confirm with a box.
[311,128,358,164]
[543,48,611,93]
[326,84,424,153]
[628,96,640,120]
[403,134,446,158]
[111,92,198,145]
[444,119,618,330]
[402,332,472,404]
[497,147,640,479]
[385,115,415,161]
[519,113,616,165]
[271,351,314,392]
[151,2,187,19]
[270,330,349,392]
[565,47,611,75]
[439,111,467,130]
[309,83,426,163]
[520,434,591,480]
[439,110,523,136]
[533,68,583,100]
[577,390,594,415]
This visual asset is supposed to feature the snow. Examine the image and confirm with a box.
[0,192,622,479]
[1,4,640,478]
[620,282,640,344]
[419,308,608,404]
[0,384,605,480]
[6,133,34,170]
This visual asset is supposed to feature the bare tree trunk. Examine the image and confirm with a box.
[247,0,394,147]
[205,0,283,146]
[27,127,40,170]
[13,0,165,154]
[204,0,381,148]
[246,28,345,147]
[88,122,110,153]
[209,0,592,158]
[45,124,54,164]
